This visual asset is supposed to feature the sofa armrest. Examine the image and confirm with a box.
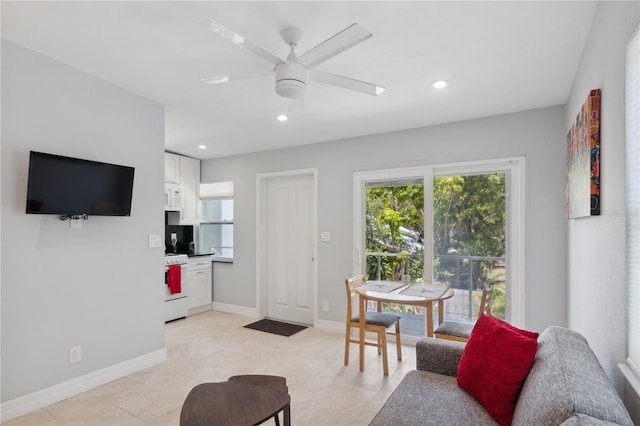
[416,337,466,377]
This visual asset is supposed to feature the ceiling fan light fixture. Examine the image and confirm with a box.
[275,62,308,99]
[276,80,306,99]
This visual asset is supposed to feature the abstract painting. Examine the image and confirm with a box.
[566,89,601,218]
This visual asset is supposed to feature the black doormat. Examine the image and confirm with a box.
[244,319,308,337]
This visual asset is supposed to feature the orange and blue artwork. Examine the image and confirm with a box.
[566,89,601,218]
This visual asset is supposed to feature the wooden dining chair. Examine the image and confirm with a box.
[344,274,402,376]
[434,285,493,343]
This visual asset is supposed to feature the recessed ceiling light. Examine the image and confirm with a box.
[198,145,207,150]
[277,114,288,122]
[201,75,229,85]
[433,80,448,89]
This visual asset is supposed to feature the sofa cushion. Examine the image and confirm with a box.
[457,314,538,426]
[511,326,633,425]
[416,337,466,376]
[369,370,497,426]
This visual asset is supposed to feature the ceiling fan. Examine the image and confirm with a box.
[200,19,385,104]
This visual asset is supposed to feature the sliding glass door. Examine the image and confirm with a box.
[354,158,524,336]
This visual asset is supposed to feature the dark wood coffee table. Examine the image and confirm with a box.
[180,375,290,426]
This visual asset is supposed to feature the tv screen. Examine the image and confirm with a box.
[26,151,135,216]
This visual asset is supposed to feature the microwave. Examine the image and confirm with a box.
[164,183,182,211]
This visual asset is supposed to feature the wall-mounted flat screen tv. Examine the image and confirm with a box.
[26,151,135,216]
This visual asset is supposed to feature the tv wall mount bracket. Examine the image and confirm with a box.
[59,214,88,221]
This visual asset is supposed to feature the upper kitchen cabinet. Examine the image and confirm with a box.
[167,154,200,225]
[180,156,200,224]
[164,152,181,184]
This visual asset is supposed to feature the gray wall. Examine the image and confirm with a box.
[202,104,568,333]
[1,40,166,402]
[565,0,640,411]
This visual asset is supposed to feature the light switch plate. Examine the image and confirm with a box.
[321,232,331,242]
[148,234,163,248]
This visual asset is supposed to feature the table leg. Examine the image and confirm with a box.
[438,299,444,326]
[283,405,291,426]
[359,295,366,372]
[426,302,434,337]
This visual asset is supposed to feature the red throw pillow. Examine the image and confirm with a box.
[457,314,539,426]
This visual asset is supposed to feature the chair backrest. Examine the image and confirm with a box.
[345,274,366,323]
[478,285,493,317]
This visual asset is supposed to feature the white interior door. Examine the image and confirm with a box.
[264,173,315,324]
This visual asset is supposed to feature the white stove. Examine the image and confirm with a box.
[164,254,189,322]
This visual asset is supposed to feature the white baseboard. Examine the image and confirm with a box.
[1,348,167,423]
[211,301,258,318]
[188,304,212,316]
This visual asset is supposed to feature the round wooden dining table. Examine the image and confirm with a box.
[355,281,454,372]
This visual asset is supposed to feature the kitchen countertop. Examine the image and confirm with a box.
[189,253,233,263]
[166,252,233,263]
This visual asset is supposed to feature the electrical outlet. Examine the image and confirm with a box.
[70,219,82,229]
[69,346,82,364]
[322,301,329,312]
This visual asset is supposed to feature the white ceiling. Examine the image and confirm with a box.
[1,1,597,160]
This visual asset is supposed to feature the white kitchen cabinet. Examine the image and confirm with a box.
[164,152,181,184]
[188,256,212,313]
[180,156,200,224]
[167,155,201,225]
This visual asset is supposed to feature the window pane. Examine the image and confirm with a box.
[433,173,506,321]
[200,223,234,258]
[626,26,640,377]
[201,199,234,222]
[365,180,425,282]
[200,198,234,258]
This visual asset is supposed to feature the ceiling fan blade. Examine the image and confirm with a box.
[201,18,285,66]
[201,68,273,85]
[201,75,230,85]
[298,23,372,69]
[310,70,385,96]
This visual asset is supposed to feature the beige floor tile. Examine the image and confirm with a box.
[43,378,137,419]
[49,401,144,426]
[2,409,57,426]
[3,311,410,426]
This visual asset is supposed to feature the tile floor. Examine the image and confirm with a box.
[4,311,414,426]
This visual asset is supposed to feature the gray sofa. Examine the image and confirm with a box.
[370,326,633,425]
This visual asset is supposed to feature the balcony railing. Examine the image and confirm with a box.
[365,252,506,336]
